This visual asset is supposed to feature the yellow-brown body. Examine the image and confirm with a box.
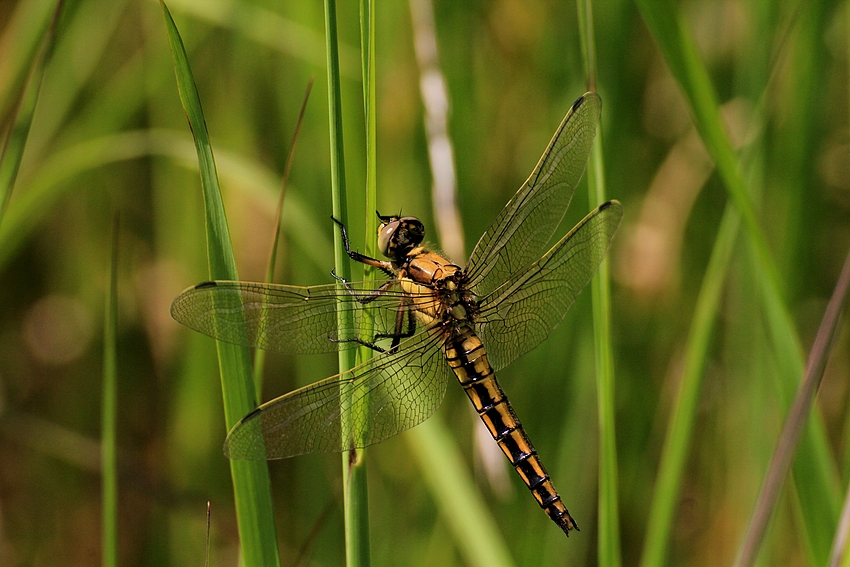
[396,245,578,535]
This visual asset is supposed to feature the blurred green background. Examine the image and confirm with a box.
[1,0,849,565]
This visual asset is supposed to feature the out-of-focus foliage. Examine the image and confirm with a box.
[0,0,848,565]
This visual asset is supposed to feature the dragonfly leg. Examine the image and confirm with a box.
[375,302,416,353]
[331,216,394,276]
[331,269,396,305]
[329,335,388,353]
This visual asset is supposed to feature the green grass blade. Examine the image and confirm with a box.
[577,1,621,565]
[160,4,281,567]
[407,420,517,567]
[639,205,740,567]
[360,0,377,259]
[635,1,841,563]
[323,0,370,564]
[0,0,64,229]
[101,213,119,567]
[0,0,57,126]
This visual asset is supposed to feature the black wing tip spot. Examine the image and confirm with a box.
[223,407,265,460]
[573,95,587,111]
[574,91,601,111]
[195,281,218,289]
[241,406,264,422]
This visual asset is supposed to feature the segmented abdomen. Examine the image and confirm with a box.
[444,325,578,535]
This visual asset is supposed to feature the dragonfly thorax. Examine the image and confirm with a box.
[377,215,425,261]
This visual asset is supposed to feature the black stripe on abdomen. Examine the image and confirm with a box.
[444,328,579,535]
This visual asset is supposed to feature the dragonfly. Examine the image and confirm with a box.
[171,92,623,536]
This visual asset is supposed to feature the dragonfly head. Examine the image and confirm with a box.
[377,214,425,260]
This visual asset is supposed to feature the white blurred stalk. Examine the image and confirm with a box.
[409,0,509,495]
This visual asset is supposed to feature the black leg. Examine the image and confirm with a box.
[377,303,417,353]
[331,270,396,305]
[331,216,394,275]
[329,335,388,353]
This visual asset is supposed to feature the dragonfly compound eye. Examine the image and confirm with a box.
[378,217,425,260]
[377,219,401,258]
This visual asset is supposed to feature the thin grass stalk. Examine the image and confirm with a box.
[252,78,314,394]
[0,0,63,229]
[577,2,621,565]
[160,4,281,566]
[735,245,850,567]
[339,0,377,563]
[639,205,740,567]
[634,1,840,562]
[360,0,378,258]
[322,0,369,564]
[352,0,378,523]
[101,213,119,567]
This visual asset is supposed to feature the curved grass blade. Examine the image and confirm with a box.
[635,1,840,563]
[160,4,281,566]
[163,0,361,79]
[0,0,64,228]
[0,0,57,126]
[0,129,333,274]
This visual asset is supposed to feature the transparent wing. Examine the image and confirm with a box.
[224,327,451,459]
[171,279,440,354]
[466,93,601,297]
[475,200,622,371]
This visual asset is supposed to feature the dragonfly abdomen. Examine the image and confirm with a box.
[444,326,579,535]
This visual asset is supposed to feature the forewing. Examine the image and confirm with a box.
[170,280,436,354]
[476,200,622,371]
[466,93,601,297]
[224,328,451,458]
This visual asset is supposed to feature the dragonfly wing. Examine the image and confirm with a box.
[476,200,623,371]
[466,93,601,297]
[170,280,433,354]
[224,327,451,459]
